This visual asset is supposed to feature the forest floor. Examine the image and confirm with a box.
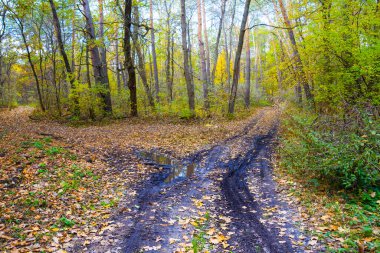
[0,106,324,252]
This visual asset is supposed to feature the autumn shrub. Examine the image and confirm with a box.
[279,106,380,191]
[74,83,105,119]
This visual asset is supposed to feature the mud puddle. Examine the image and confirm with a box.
[138,150,196,183]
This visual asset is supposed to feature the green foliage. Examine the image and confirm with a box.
[32,141,44,149]
[22,196,47,208]
[59,216,75,228]
[279,107,380,190]
[45,147,64,156]
[69,83,107,120]
[190,212,211,253]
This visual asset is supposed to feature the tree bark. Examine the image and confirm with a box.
[201,0,210,83]
[254,40,261,101]
[115,27,121,92]
[49,0,79,113]
[180,0,195,112]
[164,1,173,102]
[149,0,160,102]
[85,41,95,120]
[132,6,155,108]
[273,40,283,96]
[98,0,107,71]
[17,20,45,111]
[211,0,227,86]
[197,0,209,109]
[123,0,138,116]
[244,20,251,108]
[228,0,251,114]
[278,0,314,103]
[71,0,76,73]
[81,0,112,113]
[227,0,237,90]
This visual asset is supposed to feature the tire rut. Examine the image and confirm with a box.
[84,107,307,253]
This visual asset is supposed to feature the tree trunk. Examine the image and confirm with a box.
[180,0,195,112]
[115,27,121,92]
[273,40,283,96]
[197,0,209,109]
[49,0,79,114]
[85,41,95,120]
[187,20,194,84]
[81,0,112,113]
[149,0,160,102]
[164,1,173,102]
[254,40,261,101]
[98,0,107,73]
[132,6,155,108]
[71,0,76,73]
[211,0,227,86]
[227,0,237,90]
[228,0,251,114]
[244,20,251,108]
[278,0,314,103]
[19,22,45,111]
[201,0,210,83]
[123,0,138,116]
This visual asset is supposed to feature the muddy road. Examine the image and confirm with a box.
[80,107,314,253]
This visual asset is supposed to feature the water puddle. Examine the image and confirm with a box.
[138,150,196,183]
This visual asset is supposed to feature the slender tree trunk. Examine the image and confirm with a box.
[211,0,227,86]
[164,1,173,102]
[228,0,251,114]
[180,0,195,112]
[86,43,91,88]
[134,46,155,108]
[81,0,112,113]
[165,26,172,102]
[71,0,76,73]
[20,24,45,111]
[124,0,138,116]
[278,0,314,103]
[201,0,210,83]
[149,0,160,102]
[49,0,79,114]
[187,20,194,83]
[115,27,121,92]
[244,20,251,108]
[85,42,95,120]
[273,40,283,96]
[227,0,237,89]
[170,33,174,96]
[51,45,61,115]
[254,40,261,101]
[132,6,155,108]
[224,28,229,91]
[197,0,209,109]
[98,0,107,72]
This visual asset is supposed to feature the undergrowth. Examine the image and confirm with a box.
[278,105,380,252]
[280,106,379,190]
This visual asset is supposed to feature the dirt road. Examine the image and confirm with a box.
[78,107,313,253]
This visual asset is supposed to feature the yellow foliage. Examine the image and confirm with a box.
[214,50,229,86]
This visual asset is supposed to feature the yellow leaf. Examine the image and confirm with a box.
[206,228,215,235]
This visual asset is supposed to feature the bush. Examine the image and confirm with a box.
[279,107,380,190]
